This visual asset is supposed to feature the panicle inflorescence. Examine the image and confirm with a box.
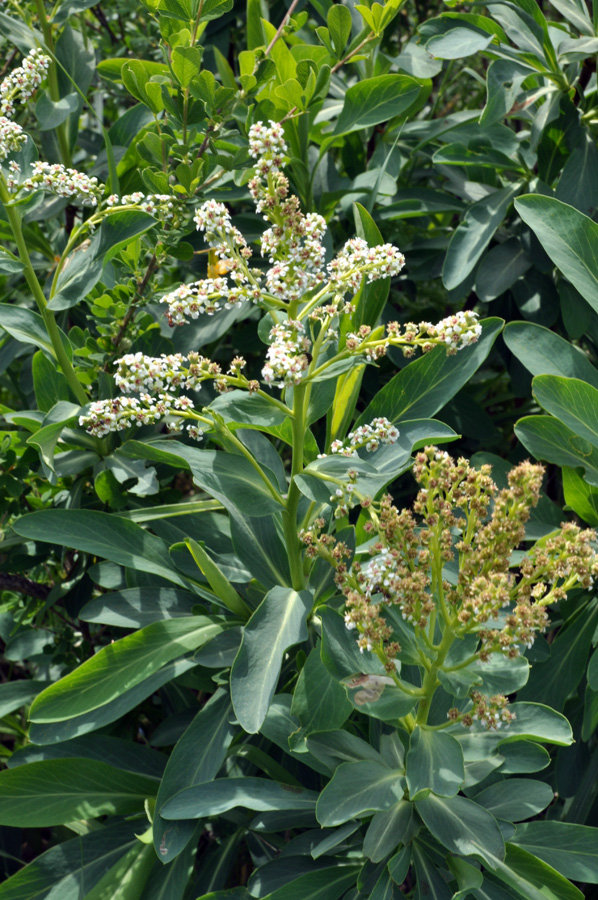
[321,417,400,458]
[79,393,176,438]
[22,161,103,206]
[308,445,598,724]
[0,50,50,118]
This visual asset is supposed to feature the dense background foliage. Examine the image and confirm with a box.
[2,0,598,897]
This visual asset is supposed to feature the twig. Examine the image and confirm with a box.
[265,0,300,56]
[331,32,375,74]
[0,574,51,600]
[91,4,118,45]
[110,252,158,353]
[0,48,18,78]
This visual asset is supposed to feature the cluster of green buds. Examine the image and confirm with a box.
[303,447,598,728]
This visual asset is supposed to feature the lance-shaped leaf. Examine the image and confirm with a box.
[0,759,157,827]
[153,690,236,863]
[30,616,223,722]
[415,793,505,868]
[231,586,312,734]
[161,777,318,819]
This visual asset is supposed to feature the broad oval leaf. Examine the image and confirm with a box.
[316,760,404,827]
[503,321,598,388]
[515,194,598,312]
[473,778,554,822]
[415,793,505,868]
[406,727,465,799]
[333,74,422,135]
[512,821,598,883]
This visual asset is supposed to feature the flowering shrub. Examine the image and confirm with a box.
[2,1,598,899]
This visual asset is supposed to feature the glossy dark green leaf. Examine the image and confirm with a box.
[415,793,505,867]
[30,616,222,722]
[497,741,550,774]
[154,690,235,863]
[473,779,554,823]
[161,777,318,819]
[515,415,598,487]
[0,820,139,900]
[14,509,190,587]
[231,586,312,733]
[511,821,598,883]
[515,195,598,312]
[0,304,72,362]
[8,734,166,778]
[503,321,598,387]
[412,842,452,899]
[265,866,360,900]
[443,187,519,290]
[0,759,157,826]
[316,760,404,827]
[488,844,583,900]
[533,375,598,449]
[363,799,412,862]
[333,75,422,136]
[0,680,45,718]
[80,587,201,628]
[290,647,352,750]
[563,466,598,526]
[406,727,465,799]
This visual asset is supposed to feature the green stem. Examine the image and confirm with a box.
[0,179,87,405]
[415,627,455,726]
[33,0,72,168]
[283,382,307,591]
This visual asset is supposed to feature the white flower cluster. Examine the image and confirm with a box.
[262,320,311,387]
[162,277,256,325]
[421,311,482,353]
[248,120,288,177]
[0,117,25,162]
[79,393,175,437]
[329,467,362,520]
[329,417,399,457]
[0,50,50,117]
[328,237,406,293]
[114,352,204,393]
[22,161,103,206]
[106,192,177,220]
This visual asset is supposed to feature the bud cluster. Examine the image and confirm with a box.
[79,393,176,438]
[328,237,406,293]
[0,50,50,117]
[114,351,205,393]
[22,161,104,206]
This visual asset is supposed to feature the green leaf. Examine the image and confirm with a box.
[229,510,291,589]
[481,59,532,126]
[161,777,318,819]
[512,821,598,883]
[503,321,598,388]
[307,729,385,770]
[171,46,202,87]
[30,616,222,722]
[515,414,598,486]
[0,759,157,826]
[14,509,190,587]
[0,304,72,362]
[290,647,352,750]
[497,741,550,774]
[515,195,598,312]
[415,793,505,867]
[563,466,598,525]
[426,27,494,58]
[363,799,412,862]
[473,779,554,823]
[154,689,235,863]
[405,727,465,799]
[8,734,166,778]
[327,3,352,55]
[35,91,79,130]
[357,318,503,425]
[0,680,45,718]
[264,867,360,900]
[316,760,404,827]
[333,74,422,136]
[76,840,155,900]
[518,600,598,710]
[0,820,139,900]
[532,375,598,451]
[411,842,452,899]
[231,586,312,734]
[488,844,583,900]
[29,658,196,746]
[443,185,520,290]
[185,538,251,618]
[80,586,200,628]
